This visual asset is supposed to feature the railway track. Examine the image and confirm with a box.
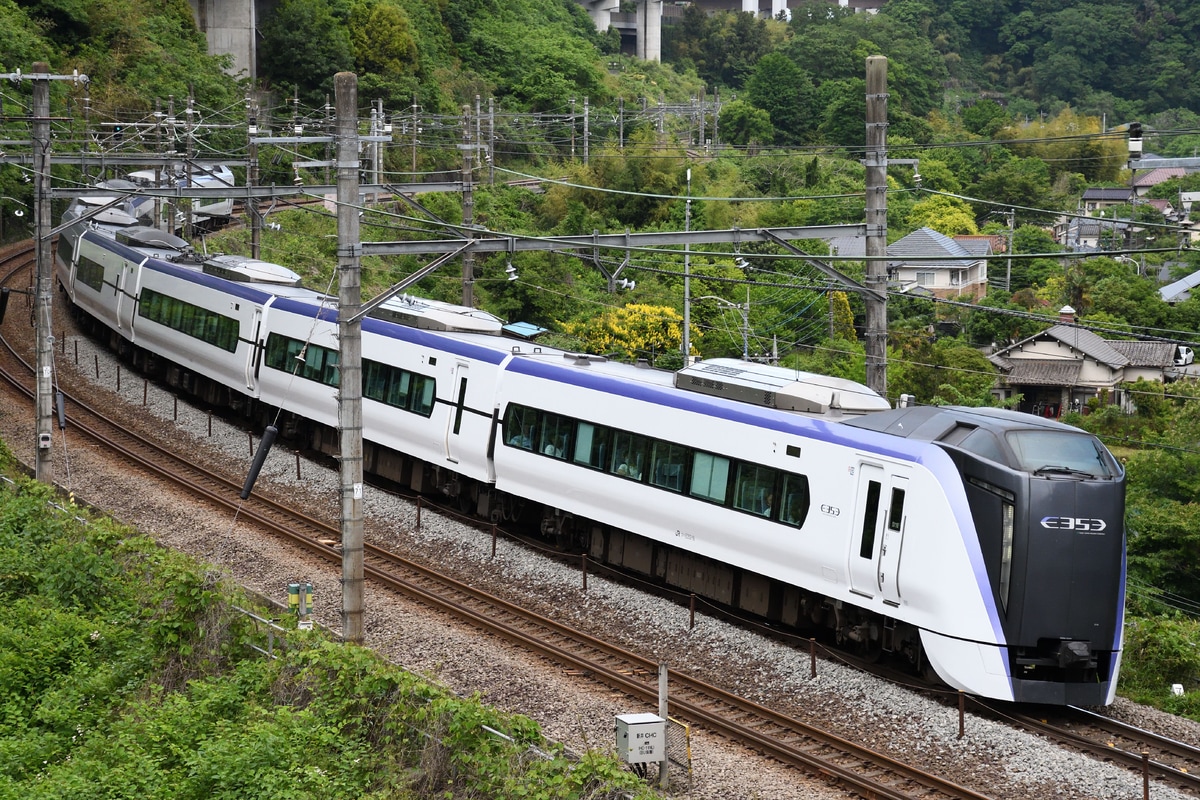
[3,239,1196,800]
[992,703,1200,796]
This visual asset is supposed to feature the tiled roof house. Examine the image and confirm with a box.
[989,308,1183,415]
[886,227,989,298]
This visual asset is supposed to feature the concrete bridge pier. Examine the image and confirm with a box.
[187,0,257,80]
[742,0,792,17]
[580,0,620,31]
[582,0,660,62]
[636,0,662,62]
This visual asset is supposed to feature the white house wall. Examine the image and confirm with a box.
[1006,340,1120,386]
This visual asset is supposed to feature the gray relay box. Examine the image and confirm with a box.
[614,713,665,764]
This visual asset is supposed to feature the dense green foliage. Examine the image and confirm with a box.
[1121,613,1200,715]
[0,451,655,798]
[6,0,243,114]
[881,0,1200,120]
[256,0,610,111]
[1066,383,1200,709]
[10,0,1200,126]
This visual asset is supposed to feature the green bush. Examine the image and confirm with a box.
[0,451,655,799]
[1120,612,1200,717]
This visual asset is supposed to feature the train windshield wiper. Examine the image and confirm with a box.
[1033,464,1096,478]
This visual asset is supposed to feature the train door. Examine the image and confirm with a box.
[848,463,908,604]
[444,360,468,463]
[848,463,884,597]
[877,476,907,605]
[114,264,128,332]
[61,235,80,302]
[115,257,144,336]
[243,309,262,391]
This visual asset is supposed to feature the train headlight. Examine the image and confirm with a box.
[1000,502,1014,612]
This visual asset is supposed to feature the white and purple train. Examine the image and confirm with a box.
[54,208,1126,705]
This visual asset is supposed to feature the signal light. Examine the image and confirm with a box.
[1127,122,1143,160]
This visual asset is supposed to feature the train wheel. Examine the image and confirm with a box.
[455,484,474,514]
[502,494,525,522]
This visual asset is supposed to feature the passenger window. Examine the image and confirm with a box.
[413,375,435,415]
[539,413,572,459]
[504,405,537,451]
[611,431,648,480]
[860,480,881,559]
[780,473,811,528]
[690,452,730,503]
[734,463,777,517]
[390,370,411,407]
[573,422,611,469]
[649,441,686,492]
[888,488,905,531]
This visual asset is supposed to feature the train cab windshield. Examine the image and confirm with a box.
[1005,430,1120,478]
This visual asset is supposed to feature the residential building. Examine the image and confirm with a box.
[1055,216,1129,251]
[1132,166,1185,197]
[885,227,991,298]
[1081,187,1134,213]
[988,307,1184,415]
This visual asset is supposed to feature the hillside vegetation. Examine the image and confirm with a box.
[0,450,656,799]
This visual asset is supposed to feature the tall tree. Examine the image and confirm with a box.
[717,100,775,149]
[259,0,354,106]
[745,53,817,145]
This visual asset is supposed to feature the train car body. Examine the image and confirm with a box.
[57,224,298,405]
[53,211,1127,706]
[126,164,237,229]
[357,317,506,486]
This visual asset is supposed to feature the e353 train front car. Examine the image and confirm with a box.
[998,416,1125,705]
[850,406,1126,705]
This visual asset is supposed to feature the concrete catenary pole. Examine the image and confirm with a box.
[247,94,261,259]
[335,71,365,645]
[864,56,889,398]
[461,105,475,307]
[32,62,54,484]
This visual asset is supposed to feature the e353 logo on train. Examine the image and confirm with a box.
[1040,516,1107,533]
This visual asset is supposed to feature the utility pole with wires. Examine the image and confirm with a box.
[461,105,475,307]
[335,71,365,646]
[3,63,90,485]
[1005,208,1014,292]
[863,55,889,398]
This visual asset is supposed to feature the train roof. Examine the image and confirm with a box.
[841,404,1090,440]
[371,293,503,334]
[127,163,235,187]
[202,254,303,287]
[842,404,1122,477]
[676,358,891,416]
[69,181,142,227]
[114,226,191,251]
